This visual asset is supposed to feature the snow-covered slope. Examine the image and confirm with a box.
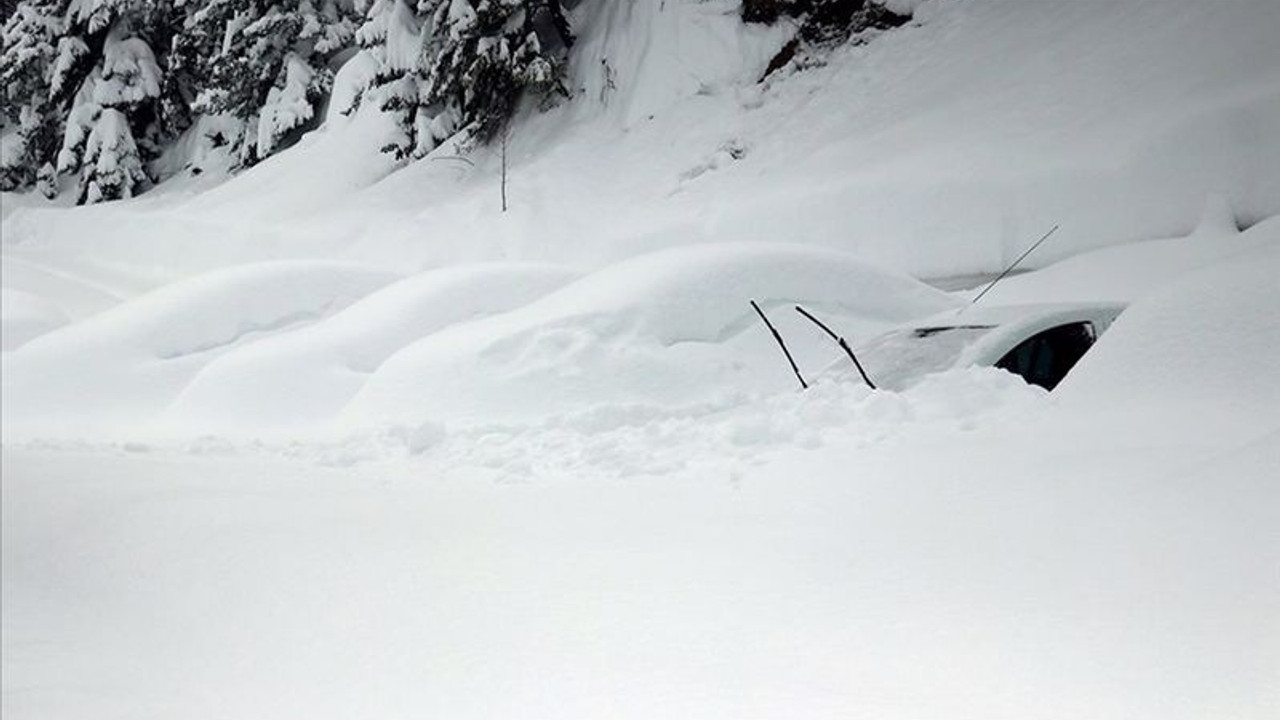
[5,0,1277,280]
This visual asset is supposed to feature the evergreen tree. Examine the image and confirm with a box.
[182,0,358,167]
[0,0,63,190]
[54,4,169,203]
[420,0,572,145]
[0,0,581,201]
[354,0,429,159]
[78,106,148,201]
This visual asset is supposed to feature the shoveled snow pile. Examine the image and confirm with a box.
[1,261,398,439]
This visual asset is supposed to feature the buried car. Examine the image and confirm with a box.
[837,302,1127,391]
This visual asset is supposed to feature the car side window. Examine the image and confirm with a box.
[995,322,1096,390]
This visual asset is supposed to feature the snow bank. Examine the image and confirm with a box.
[1052,217,1280,441]
[1,261,398,440]
[970,197,1267,305]
[168,263,579,434]
[345,243,959,427]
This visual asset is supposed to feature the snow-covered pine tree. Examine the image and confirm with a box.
[0,0,64,190]
[2,0,579,199]
[184,0,358,167]
[33,0,188,203]
[421,0,572,145]
[78,105,148,201]
[353,0,429,159]
[55,5,169,204]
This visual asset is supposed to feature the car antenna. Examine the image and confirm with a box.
[751,300,807,390]
[969,224,1061,307]
[794,305,877,390]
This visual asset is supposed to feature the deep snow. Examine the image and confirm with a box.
[3,0,1279,717]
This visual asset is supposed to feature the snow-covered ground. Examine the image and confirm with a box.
[3,0,1279,717]
[5,404,1276,719]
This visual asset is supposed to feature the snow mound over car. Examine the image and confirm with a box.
[2,261,398,440]
[1054,216,1280,441]
[167,264,579,435]
[971,197,1268,304]
[343,244,960,428]
[1,288,70,352]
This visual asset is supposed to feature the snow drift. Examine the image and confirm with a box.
[1,261,398,439]
[167,263,579,434]
[1053,216,1280,441]
[342,243,959,427]
[0,288,69,351]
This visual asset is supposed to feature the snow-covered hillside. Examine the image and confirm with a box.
[5,0,1278,280]
[2,0,1278,718]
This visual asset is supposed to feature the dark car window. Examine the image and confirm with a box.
[994,322,1096,390]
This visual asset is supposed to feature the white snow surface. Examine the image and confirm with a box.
[0,288,69,351]
[344,243,960,428]
[3,0,1280,717]
[1053,216,1280,441]
[2,261,398,439]
[169,263,580,434]
[4,217,1277,720]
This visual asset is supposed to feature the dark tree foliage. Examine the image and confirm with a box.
[0,0,575,201]
[422,0,573,144]
[177,0,357,166]
[0,0,19,24]
[743,0,909,43]
[0,0,61,190]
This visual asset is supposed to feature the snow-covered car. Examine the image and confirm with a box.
[849,302,1126,391]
